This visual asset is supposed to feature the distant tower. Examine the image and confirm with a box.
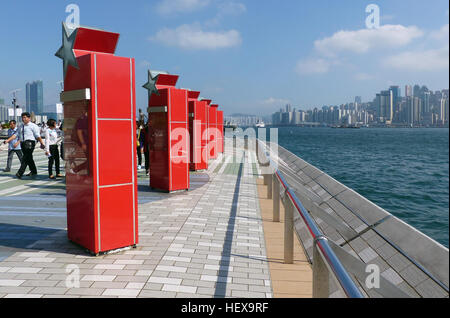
[405,85,412,98]
[26,80,44,115]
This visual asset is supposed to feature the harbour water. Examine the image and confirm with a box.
[275,127,449,247]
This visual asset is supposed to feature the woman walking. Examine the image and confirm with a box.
[45,119,62,179]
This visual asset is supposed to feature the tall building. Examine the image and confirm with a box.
[413,97,421,124]
[440,96,449,125]
[405,85,412,97]
[389,86,400,123]
[0,98,4,105]
[26,80,44,115]
[377,90,391,123]
[355,96,362,104]
[285,104,292,113]
[413,85,421,97]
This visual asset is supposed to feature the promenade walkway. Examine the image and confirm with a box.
[0,145,312,298]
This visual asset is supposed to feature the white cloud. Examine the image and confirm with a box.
[156,0,210,15]
[262,97,291,105]
[150,24,242,50]
[383,46,449,71]
[296,58,339,74]
[430,24,449,43]
[314,24,424,56]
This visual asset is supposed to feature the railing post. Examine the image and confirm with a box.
[273,175,280,222]
[284,196,294,264]
[267,173,273,199]
[263,174,269,186]
[313,238,330,298]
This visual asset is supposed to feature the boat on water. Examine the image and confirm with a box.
[331,124,361,129]
[255,121,266,128]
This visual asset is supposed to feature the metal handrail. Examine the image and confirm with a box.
[258,139,364,298]
[277,169,364,298]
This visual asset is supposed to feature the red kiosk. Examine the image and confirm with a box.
[209,104,219,159]
[188,91,208,171]
[56,24,138,254]
[217,110,224,153]
[147,73,189,192]
[201,99,212,164]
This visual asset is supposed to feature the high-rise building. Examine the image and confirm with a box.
[405,85,412,97]
[26,80,44,115]
[355,96,362,104]
[413,85,421,97]
[285,104,292,113]
[440,96,449,125]
[0,98,4,105]
[413,97,421,124]
[377,90,391,123]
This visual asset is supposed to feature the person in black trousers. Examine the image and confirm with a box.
[16,112,45,179]
[45,119,62,179]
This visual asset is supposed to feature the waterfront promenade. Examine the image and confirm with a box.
[1,141,448,298]
[0,145,312,298]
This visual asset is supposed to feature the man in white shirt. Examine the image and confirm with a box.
[16,112,45,179]
[2,120,23,172]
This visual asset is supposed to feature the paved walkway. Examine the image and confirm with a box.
[0,147,276,298]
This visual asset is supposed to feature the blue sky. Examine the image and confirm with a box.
[0,0,448,116]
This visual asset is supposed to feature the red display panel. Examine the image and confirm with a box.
[63,28,138,255]
[188,91,208,171]
[209,104,218,159]
[217,110,224,153]
[148,75,189,192]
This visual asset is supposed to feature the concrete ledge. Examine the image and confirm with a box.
[375,217,449,287]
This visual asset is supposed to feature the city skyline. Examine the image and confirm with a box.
[269,83,449,127]
[0,0,448,116]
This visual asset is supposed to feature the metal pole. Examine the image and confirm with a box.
[313,240,330,298]
[267,173,273,199]
[284,197,294,264]
[273,175,280,222]
[263,174,269,186]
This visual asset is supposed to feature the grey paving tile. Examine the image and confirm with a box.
[66,288,105,296]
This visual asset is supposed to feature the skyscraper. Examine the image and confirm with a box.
[440,96,449,125]
[389,86,400,122]
[378,90,391,122]
[26,80,44,115]
[405,85,412,97]
[413,85,421,97]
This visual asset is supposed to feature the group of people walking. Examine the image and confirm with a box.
[1,112,63,179]
[2,114,150,180]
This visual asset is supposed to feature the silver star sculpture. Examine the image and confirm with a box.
[55,22,79,80]
[142,69,160,101]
